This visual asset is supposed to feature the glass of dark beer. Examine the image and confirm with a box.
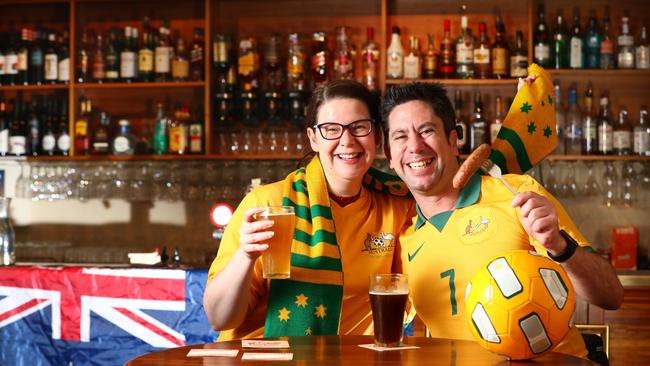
[369,273,408,347]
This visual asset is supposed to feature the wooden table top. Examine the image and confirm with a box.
[125,335,596,366]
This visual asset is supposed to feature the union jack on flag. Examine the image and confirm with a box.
[0,266,217,366]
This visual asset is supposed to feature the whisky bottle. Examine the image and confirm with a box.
[172,37,190,82]
[474,22,491,79]
[403,36,421,80]
[438,20,456,79]
[238,37,260,92]
[112,119,136,156]
[334,26,354,80]
[423,34,437,79]
[491,17,508,79]
[92,34,106,82]
[386,26,404,79]
[287,33,306,91]
[120,26,137,82]
[91,111,111,155]
[600,16,615,69]
[456,5,474,79]
[582,83,597,154]
[76,29,90,83]
[310,31,329,87]
[213,34,231,92]
[168,104,189,155]
[139,18,154,82]
[635,26,649,69]
[569,15,584,69]
[617,17,635,69]
[74,96,90,155]
[533,4,551,68]
[597,92,613,155]
[105,29,119,82]
[361,27,379,90]
[190,28,204,81]
[155,23,172,82]
[263,33,284,92]
[633,107,650,155]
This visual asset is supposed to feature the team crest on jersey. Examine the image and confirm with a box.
[457,208,497,244]
[362,232,395,255]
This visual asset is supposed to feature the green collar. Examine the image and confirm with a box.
[415,173,482,232]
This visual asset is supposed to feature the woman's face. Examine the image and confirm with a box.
[306,97,377,196]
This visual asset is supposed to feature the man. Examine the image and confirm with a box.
[382,82,623,358]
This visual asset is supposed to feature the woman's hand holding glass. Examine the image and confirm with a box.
[238,207,273,260]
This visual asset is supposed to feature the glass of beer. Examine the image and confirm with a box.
[369,274,409,347]
[255,206,296,279]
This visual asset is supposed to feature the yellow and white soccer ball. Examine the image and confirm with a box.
[465,250,575,360]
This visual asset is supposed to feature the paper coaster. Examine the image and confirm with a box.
[358,343,421,352]
[241,339,290,349]
[241,352,294,361]
[186,349,239,357]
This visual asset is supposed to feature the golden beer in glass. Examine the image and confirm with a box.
[256,206,296,279]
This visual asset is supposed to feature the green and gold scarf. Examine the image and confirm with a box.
[263,155,407,337]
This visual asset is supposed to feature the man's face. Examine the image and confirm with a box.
[386,100,459,197]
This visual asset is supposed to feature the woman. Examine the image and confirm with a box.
[203,80,414,340]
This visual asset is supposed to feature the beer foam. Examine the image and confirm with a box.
[369,290,409,295]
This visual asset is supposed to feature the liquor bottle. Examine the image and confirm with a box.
[403,36,421,80]
[44,32,59,84]
[190,28,204,81]
[55,103,69,156]
[423,34,437,79]
[597,92,613,155]
[74,96,90,155]
[0,98,8,156]
[189,108,203,154]
[41,99,56,156]
[565,84,583,155]
[120,26,136,82]
[168,104,188,154]
[77,29,90,83]
[635,26,649,69]
[600,16,615,69]
[617,17,635,69]
[58,31,70,84]
[454,90,468,154]
[439,20,456,79]
[334,26,354,80]
[613,108,632,155]
[3,31,18,86]
[552,81,566,155]
[238,37,259,92]
[91,111,110,155]
[213,34,231,92]
[92,34,106,82]
[490,96,504,144]
[469,92,486,152]
[474,22,491,79]
[569,15,584,69]
[582,83,597,154]
[139,18,154,82]
[27,100,41,156]
[533,5,551,68]
[633,107,650,155]
[387,26,404,79]
[491,17,509,79]
[155,23,171,82]
[105,29,119,82]
[152,102,168,155]
[552,15,568,69]
[584,18,601,69]
[134,122,151,155]
[111,119,136,156]
[172,37,190,82]
[361,27,379,90]
[264,33,284,92]
[16,28,29,85]
[311,31,330,87]
[456,5,474,79]
[287,33,306,91]
[510,31,528,78]
[9,99,27,156]
[29,28,44,85]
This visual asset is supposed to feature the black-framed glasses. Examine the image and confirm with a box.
[312,119,374,140]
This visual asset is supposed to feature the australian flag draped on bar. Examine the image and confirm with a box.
[0,266,218,366]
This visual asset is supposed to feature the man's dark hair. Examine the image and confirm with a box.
[381,83,456,139]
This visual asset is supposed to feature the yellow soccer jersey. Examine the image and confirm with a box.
[401,173,591,357]
[208,180,414,341]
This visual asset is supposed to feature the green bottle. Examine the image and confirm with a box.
[152,103,168,155]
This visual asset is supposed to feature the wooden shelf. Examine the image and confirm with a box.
[385,78,518,86]
[0,84,69,91]
[26,153,304,161]
[545,155,650,161]
[549,69,650,77]
[74,81,206,89]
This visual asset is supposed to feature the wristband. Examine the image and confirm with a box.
[548,230,579,263]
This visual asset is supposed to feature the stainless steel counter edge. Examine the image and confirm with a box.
[617,270,650,288]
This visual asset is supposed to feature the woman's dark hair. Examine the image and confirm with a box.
[300,80,382,162]
[381,82,456,139]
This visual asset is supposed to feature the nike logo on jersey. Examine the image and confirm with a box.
[408,242,425,262]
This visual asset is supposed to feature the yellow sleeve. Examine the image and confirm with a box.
[516,175,592,254]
